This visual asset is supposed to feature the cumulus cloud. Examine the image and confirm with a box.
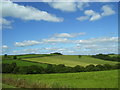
[12,36,119,55]
[74,37,119,55]
[12,48,41,54]
[48,2,76,12]
[42,38,71,43]
[15,40,41,47]
[1,1,63,22]
[77,37,118,44]
[0,18,13,29]
[76,5,115,21]
[101,5,115,16]
[53,32,86,38]
[77,10,101,21]
[47,2,89,12]
[2,45,9,54]
[76,16,89,21]
[77,2,89,10]
[2,45,8,49]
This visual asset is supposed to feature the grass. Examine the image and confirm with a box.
[2,83,16,88]
[24,55,118,67]
[2,70,119,88]
[2,59,47,68]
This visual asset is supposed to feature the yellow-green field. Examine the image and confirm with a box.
[24,55,118,67]
[2,70,119,88]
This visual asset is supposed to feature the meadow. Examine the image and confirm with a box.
[2,70,119,88]
[2,59,47,68]
[2,83,16,88]
[2,54,119,89]
[23,55,118,67]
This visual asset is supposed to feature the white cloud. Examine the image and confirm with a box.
[85,10,101,21]
[76,16,89,21]
[77,2,89,10]
[90,13,101,21]
[2,45,8,49]
[53,32,86,38]
[84,10,95,16]
[0,18,13,29]
[42,38,70,43]
[15,40,41,47]
[48,2,89,12]
[77,37,118,44]
[48,2,76,12]
[77,10,101,21]
[76,5,115,21]
[2,45,9,54]
[1,1,63,22]
[101,5,115,16]
[12,36,119,55]
[12,48,41,54]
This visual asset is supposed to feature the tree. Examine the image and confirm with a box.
[85,64,95,71]
[95,64,104,71]
[45,64,54,73]
[103,64,113,70]
[78,55,82,58]
[13,56,17,59]
[73,65,84,72]
[4,54,7,58]
[51,52,63,55]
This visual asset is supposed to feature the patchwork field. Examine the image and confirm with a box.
[2,70,119,88]
[23,55,118,67]
[2,59,47,68]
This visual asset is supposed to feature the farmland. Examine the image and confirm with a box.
[2,70,119,88]
[23,55,118,67]
[2,59,47,68]
[2,54,119,89]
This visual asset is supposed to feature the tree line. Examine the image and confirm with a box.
[2,62,120,74]
[92,54,120,62]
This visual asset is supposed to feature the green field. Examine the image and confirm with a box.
[2,83,16,88]
[24,55,118,67]
[2,59,47,68]
[2,70,119,88]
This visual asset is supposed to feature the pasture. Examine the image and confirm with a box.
[2,70,119,88]
[2,83,16,88]
[24,55,118,67]
[2,59,47,68]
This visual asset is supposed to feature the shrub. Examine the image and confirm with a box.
[73,65,84,72]
[85,64,96,72]
[13,56,17,59]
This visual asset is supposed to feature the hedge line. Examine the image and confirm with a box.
[2,62,120,74]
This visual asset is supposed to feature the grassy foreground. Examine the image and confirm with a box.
[3,70,119,88]
[24,55,117,67]
[2,83,16,88]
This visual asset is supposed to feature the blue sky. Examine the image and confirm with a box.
[1,1,119,55]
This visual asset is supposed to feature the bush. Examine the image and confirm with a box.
[78,55,82,58]
[92,54,120,62]
[85,64,96,72]
[2,62,119,74]
[45,64,54,73]
[13,56,17,59]
[73,65,84,72]
[4,54,7,58]
[95,64,104,71]
[2,63,15,73]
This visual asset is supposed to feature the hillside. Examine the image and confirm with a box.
[23,55,118,67]
[2,70,119,88]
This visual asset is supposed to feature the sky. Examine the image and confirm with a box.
[1,1,119,55]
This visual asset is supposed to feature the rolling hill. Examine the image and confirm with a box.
[23,55,118,67]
